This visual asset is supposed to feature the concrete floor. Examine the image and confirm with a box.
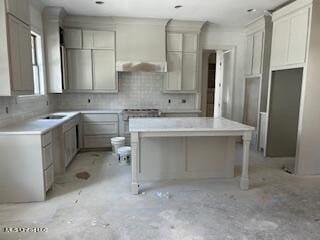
[1,147,320,240]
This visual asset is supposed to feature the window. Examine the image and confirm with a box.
[17,31,45,102]
[31,33,41,95]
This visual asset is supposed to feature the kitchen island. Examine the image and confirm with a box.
[129,117,254,194]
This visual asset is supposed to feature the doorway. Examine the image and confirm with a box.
[201,49,234,118]
[266,68,303,158]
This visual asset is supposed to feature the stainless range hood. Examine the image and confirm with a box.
[114,17,169,73]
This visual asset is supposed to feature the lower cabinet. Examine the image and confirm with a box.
[64,126,78,167]
[42,131,54,192]
[83,113,119,148]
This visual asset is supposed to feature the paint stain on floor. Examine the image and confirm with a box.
[75,171,90,180]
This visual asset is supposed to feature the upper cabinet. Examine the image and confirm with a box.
[83,30,115,50]
[271,7,310,68]
[63,27,117,93]
[6,0,30,25]
[0,0,34,96]
[164,25,201,93]
[63,28,82,49]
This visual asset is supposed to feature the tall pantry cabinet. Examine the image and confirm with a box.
[0,0,34,96]
[265,0,320,175]
[243,16,272,149]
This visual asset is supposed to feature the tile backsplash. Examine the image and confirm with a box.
[0,95,54,128]
[0,73,197,128]
[54,72,197,111]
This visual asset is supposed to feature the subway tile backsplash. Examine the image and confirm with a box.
[0,73,197,128]
[54,72,196,110]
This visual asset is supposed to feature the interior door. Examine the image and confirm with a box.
[221,50,234,119]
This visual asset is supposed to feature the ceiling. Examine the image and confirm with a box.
[35,0,290,27]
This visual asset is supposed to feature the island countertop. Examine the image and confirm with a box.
[129,117,255,133]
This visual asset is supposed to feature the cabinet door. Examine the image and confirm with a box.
[165,52,182,91]
[64,28,82,49]
[92,50,116,91]
[287,8,310,65]
[67,50,92,90]
[252,31,264,75]
[182,53,197,91]
[271,18,290,67]
[83,30,115,49]
[167,33,183,51]
[64,129,72,167]
[6,0,30,25]
[7,16,21,91]
[183,33,198,52]
[18,22,34,91]
[245,35,254,75]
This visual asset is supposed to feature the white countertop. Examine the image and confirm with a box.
[129,117,255,133]
[0,112,81,135]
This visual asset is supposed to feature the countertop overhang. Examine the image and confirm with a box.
[129,117,255,134]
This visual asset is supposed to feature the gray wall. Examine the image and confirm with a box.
[267,68,303,157]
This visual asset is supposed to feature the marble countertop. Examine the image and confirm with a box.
[160,109,202,113]
[129,117,255,133]
[0,112,81,135]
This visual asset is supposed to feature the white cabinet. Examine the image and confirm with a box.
[92,50,117,91]
[7,15,34,93]
[83,113,119,149]
[287,8,309,65]
[245,31,264,76]
[183,33,198,52]
[63,28,82,49]
[6,0,30,25]
[252,32,264,75]
[271,18,290,67]
[167,33,183,51]
[164,52,182,91]
[64,125,77,167]
[271,7,310,68]
[164,32,198,92]
[83,30,115,49]
[67,49,92,90]
[182,53,197,90]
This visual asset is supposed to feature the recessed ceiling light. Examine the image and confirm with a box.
[95,1,105,5]
[247,8,257,13]
[174,5,183,9]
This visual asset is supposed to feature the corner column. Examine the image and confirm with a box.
[240,131,252,190]
[131,132,140,194]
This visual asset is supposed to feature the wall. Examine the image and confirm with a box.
[200,24,246,122]
[54,72,196,111]
[0,2,53,128]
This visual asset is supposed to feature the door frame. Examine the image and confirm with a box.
[200,46,236,118]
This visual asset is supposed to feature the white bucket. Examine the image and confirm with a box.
[111,137,125,154]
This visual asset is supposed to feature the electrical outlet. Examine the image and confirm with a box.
[5,106,9,114]
[88,99,91,103]
[168,99,171,104]
[46,101,49,106]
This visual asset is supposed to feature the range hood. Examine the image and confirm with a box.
[114,17,169,73]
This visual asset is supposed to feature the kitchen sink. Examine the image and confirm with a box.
[41,115,66,120]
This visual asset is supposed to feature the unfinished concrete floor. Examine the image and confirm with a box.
[1,147,320,240]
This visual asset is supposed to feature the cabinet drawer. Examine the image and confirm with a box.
[42,131,52,147]
[44,165,54,192]
[84,135,115,148]
[84,122,118,135]
[42,144,53,170]
[63,118,77,132]
[82,113,118,122]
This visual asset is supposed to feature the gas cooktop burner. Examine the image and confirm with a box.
[122,109,161,121]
